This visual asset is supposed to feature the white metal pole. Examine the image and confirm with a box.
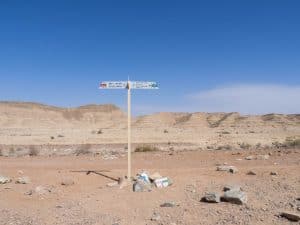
[127,82,131,180]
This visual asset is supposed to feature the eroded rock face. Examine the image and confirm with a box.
[222,190,247,205]
[0,175,11,184]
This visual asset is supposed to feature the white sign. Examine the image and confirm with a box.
[99,81,158,89]
[99,81,127,89]
[131,81,158,89]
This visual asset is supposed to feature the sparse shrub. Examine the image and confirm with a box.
[97,129,103,134]
[167,141,171,145]
[29,146,39,156]
[0,149,2,156]
[216,145,232,150]
[75,144,92,156]
[255,143,262,149]
[240,143,251,150]
[221,131,230,134]
[207,146,213,150]
[249,131,255,134]
[9,147,15,156]
[164,129,169,134]
[57,134,64,138]
[283,138,300,148]
[134,145,159,152]
[50,136,55,140]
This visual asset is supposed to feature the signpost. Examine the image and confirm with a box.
[99,80,158,180]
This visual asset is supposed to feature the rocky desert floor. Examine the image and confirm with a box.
[1,148,299,225]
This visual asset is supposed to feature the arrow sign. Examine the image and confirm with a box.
[99,81,158,89]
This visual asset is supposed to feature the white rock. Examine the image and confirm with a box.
[0,175,11,184]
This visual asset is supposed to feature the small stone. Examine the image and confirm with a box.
[149,172,162,181]
[202,192,221,203]
[0,175,11,184]
[24,190,33,195]
[35,185,51,195]
[216,165,238,173]
[16,176,30,184]
[151,212,161,221]
[61,179,74,186]
[160,202,178,207]
[247,171,256,175]
[222,190,247,205]
[106,182,119,187]
[257,155,269,160]
[133,180,151,192]
[245,156,254,160]
[281,212,300,222]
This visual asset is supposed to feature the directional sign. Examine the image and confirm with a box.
[99,79,158,180]
[99,81,127,89]
[131,81,158,89]
[100,81,158,89]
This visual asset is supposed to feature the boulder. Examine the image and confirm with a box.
[222,190,247,205]
[202,192,221,203]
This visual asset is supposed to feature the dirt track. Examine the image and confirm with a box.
[0,148,299,225]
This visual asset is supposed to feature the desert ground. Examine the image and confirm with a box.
[0,101,300,225]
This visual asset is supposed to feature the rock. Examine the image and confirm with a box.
[151,212,161,221]
[280,212,300,222]
[202,192,221,203]
[223,185,242,192]
[133,180,151,192]
[245,156,254,160]
[160,202,178,207]
[0,175,11,184]
[247,171,256,175]
[35,185,51,195]
[222,190,247,205]
[16,176,30,184]
[24,190,34,195]
[61,178,74,186]
[216,165,238,173]
[270,172,278,176]
[149,172,162,181]
[257,154,269,160]
[106,182,119,187]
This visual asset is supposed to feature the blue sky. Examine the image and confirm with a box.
[0,1,299,115]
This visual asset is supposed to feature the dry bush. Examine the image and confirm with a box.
[75,144,92,156]
[216,145,232,150]
[29,146,39,156]
[283,138,300,148]
[135,145,159,153]
[164,129,169,133]
[9,147,15,156]
[97,129,103,134]
[240,142,251,150]
[221,131,231,135]
[0,149,3,156]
